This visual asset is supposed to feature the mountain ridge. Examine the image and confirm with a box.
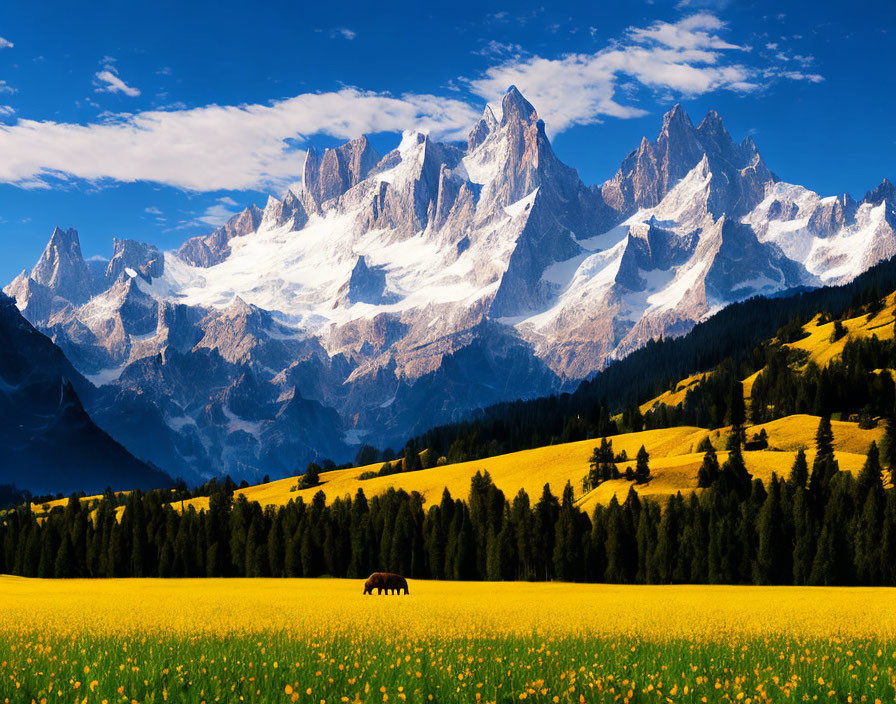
[5,89,895,482]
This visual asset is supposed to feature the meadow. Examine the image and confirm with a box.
[158,414,882,521]
[3,576,896,703]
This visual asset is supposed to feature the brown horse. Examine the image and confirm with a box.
[363,572,409,595]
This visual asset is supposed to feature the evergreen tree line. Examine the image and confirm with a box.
[750,333,896,425]
[579,303,896,436]
[401,257,896,466]
[4,419,896,586]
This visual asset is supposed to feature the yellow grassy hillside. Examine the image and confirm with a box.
[577,448,871,514]
[176,414,882,516]
[179,426,707,513]
[639,372,708,415]
[638,293,896,419]
[788,293,896,366]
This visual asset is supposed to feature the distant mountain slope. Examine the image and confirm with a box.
[6,88,896,481]
[0,292,172,494]
[407,253,896,462]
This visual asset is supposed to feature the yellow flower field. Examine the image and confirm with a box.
[3,576,896,703]
[4,576,896,641]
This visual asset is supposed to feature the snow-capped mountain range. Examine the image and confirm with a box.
[6,87,896,481]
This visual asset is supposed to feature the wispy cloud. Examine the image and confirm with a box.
[331,28,356,40]
[0,37,13,49]
[195,197,243,227]
[472,40,525,58]
[94,60,141,97]
[0,81,16,95]
[0,88,479,191]
[467,13,822,134]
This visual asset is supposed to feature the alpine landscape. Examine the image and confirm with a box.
[1,2,896,702]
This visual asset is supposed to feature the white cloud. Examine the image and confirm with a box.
[473,40,525,58]
[94,67,141,97]
[767,69,824,83]
[144,206,163,215]
[626,12,744,51]
[332,28,356,40]
[0,13,823,194]
[0,88,480,191]
[467,13,821,134]
[0,37,13,49]
[0,105,14,117]
[0,81,16,94]
[196,197,243,227]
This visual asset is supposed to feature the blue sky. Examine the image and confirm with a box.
[0,0,893,282]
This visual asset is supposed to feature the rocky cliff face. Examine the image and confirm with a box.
[0,291,171,493]
[6,90,896,482]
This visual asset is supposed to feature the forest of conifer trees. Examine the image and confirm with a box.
[3,417,896,586]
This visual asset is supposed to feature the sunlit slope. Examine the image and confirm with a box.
[31,493,102,512]
[637,293,896,416]
[748,414,883,454]
[177,414,881,515]
[577,448,870,514]
[789,293,896,366]
[639,373,708,414]
[180,427,706,512]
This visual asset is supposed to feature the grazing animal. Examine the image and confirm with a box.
[363,572,409,595]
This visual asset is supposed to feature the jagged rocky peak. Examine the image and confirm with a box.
[261,189,309,231]
[105,238,164,283]
[603,103,776,218]
[501,85,538,126]
[26,226,95,305]
[695,109,734,152]
[468,104,498,151]
[865,178,896,206]
[178,205,263,268]
[302,135,381,209]
[655,103,704,186]
[228,205,264,235]
[808,193,859,237]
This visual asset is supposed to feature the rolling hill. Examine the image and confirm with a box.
[164,284,896,516]
[172,414,881,516]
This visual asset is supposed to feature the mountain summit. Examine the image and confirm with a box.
[6,91,895,481]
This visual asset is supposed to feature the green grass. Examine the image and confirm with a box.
[3,633,894,704]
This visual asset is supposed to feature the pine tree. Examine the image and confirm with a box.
[718,439,752,498]
[697,446,720,488]
[635,446,651,484]
[755,475,789,584]
[588,438,618,487]
[54,532,74,579]
[300,462,322,488]
[267,512,285,578]
[788,448,809,489]
[635,503,658,584]
[808,416,839,499]
[553,482,583,582]
[511,490,536,580]
[856,441,884,502]
[855,485,884,585]
[605,493,637,583]
[652,496,678,583]
[533,484,559,580]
